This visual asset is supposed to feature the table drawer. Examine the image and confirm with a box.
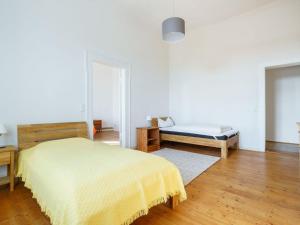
[0,152,10,165]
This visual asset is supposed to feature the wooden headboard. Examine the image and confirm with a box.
[18,122,89,150]
[151,117,169,128]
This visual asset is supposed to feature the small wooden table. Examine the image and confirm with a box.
[0,146,16,191]
[93,120,102,133]
[297,123,300,154]
[136,127,160,152]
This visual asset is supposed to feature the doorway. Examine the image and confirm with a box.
[265,65,300,153]
[85,50,131,148]
[92,62,121,145]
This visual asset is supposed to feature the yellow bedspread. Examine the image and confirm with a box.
[17,138,186,225]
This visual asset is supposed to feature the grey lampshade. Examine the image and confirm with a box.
[162,17,185,43]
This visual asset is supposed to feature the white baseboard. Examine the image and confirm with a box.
[101,127,114,132]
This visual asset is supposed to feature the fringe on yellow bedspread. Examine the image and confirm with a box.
[121,192,179,225]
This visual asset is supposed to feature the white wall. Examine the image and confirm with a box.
[0,1,169,176]
[0,0,169,146]
[266,66,300,144]
[112,68,120,132]
[169,0,300,151]
[92,63,120,130]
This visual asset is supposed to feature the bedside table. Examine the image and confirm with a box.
[136,127,160,152]
[0,146,16,191]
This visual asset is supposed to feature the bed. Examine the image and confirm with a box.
[151,117,239,159]
[16,122,186,225]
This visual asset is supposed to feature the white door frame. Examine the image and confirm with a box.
[84,50,131,148]
[257,58,300,152]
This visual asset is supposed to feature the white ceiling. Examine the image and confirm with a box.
[118,0,276,30]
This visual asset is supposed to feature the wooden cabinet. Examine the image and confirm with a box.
[136,127,160,152]
[297,122,300,147]
[93,120,102,132]
[0,146,16,191]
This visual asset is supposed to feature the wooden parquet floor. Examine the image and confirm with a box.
[1,144,299,225]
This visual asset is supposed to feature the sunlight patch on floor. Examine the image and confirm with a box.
[101,140,120,146]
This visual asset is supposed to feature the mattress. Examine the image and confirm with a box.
[160,125,238,140]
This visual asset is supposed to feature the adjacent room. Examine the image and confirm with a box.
[0,0,299,225]
[265,65,300,153]
[92,62,121,146]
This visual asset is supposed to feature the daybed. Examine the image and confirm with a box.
[152,117,239,159]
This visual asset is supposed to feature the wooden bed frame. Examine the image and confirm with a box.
[151,117,239,159]
[18,122,89,150]
[17,121,180,209]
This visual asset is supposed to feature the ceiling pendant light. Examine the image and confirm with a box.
[162,0,185,43]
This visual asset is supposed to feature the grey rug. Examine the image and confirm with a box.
[152,148,220,185]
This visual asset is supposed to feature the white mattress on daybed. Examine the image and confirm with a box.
[160,125,238,138]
